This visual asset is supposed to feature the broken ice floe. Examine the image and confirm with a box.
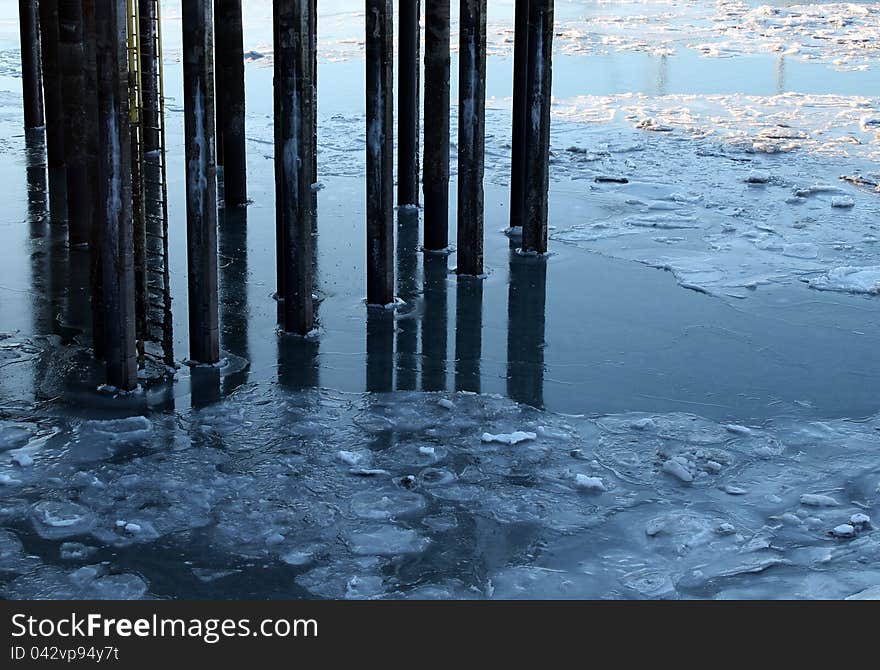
[0,387,878,600]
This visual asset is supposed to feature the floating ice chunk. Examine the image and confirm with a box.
[723,485,748,495]
[11,453,34,467]
[351,490,426,520]
[630,417,656,431]
[845,586,880,600]
[337,450,363,466]
[850,513,872,529]
[437,399,455,410]
[800,493,839,507]
[419,446,435,457]
[347,525,430,556]
[481,431,537,445]
[717,523,736,535]
[30,501,95,539]
[725,424,752,436]
[831,524,856,538]
[745,171,770,184]
[635,118,672,132]
[831,196,855,208]
[345,575,386,600]
[281,550,314,566]
[265,532,285,545]
[59,542,97,561]
[348,468,391,477]
[574,474,607,492]
[809,266,880,295]
[662,458,693,483]
[124,523,142,534]
[0,473,22,485]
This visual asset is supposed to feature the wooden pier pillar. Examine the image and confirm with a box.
[365,0,394,306]
[310,0,317,178]
[398,0,420,206]
[138,0,160,152]
[182,0,220,364]
[522,0,553,254]
[215,0,248,205]
[95,0,137,390]
[509,0,528,231]
[38,0,65,169]
[18,0,44,129]
[456,0,487,276]
[58,0,91,246]
[423,0,449,251]
[274,0,315,335]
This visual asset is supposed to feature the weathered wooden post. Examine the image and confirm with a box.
[182,0,220,364]
[365,0,394,306]
[398,0,420,206]
[423,0,449,251]
[138,0,160,152]
[95,0,137,390]
[38,0,65,170]
[310,0,317,177]
[274,0,315,335]
[215,0,248,205]
[522,0,553,254]
[58,0,91,246]
[18,0,44,129]
[456,0,487,276]
[509,0,528,232]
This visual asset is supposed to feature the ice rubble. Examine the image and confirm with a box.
[0,386,878,600]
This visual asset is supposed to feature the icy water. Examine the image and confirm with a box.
[0,1,879,599]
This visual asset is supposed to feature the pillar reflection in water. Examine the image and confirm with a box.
[190,365,221,408]
[219,205,250,394]
[366,308,395,393]
[421,253,448,391]
[395,207,420,390]
[506,247,548,408]
[454,274,482,393]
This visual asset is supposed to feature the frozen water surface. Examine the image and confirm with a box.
[0,1,878,598]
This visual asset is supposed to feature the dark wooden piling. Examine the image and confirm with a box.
[95,0,137,390]
[274,0,315,335]
[215,0,248,205]
[456,0,487,276]
[522,0,553,254]
[398,0,420,206]
[138,0,160,152]
[509,0,528,231]
[18,0,44,129]
[422,0,449,251]
[38,0,65,169]
[58,0,90,245]
[365,0,394,306]
[310,0,317,178]
[182,0,220,364]
[82,0,104,357]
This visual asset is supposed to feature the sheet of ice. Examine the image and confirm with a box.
[808,266,880,294]
[0,386,876,600]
